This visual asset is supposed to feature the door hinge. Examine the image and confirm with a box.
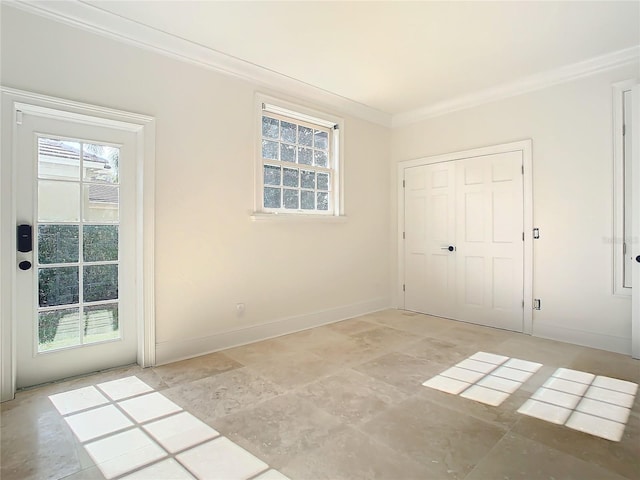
[521,165,524,174]
[522,300,524,308]
[533,299,541,310]
[623,124,626,136]
[403,232,405,239]
[402,180,405,188]
[403,284,405,292]
[533,228,540,239]
[16,110,23,125]
[522,232,524,241]
[623,242,626,255]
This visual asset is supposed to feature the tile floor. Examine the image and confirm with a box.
[1,309,639,480]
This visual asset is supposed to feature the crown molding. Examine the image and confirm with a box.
[6,2,638,130]
[392,45,640,127]
[6,0,392,127]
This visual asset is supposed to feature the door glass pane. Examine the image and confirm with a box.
[34,136,122,354]
[38,225,79,264]
[84,304,119,344]
[83,185,119,222]
[38,308,80,352]
[39,267,79,307]
[38,181,80,222]
[83,143,119,184]
[38,138,80,181]
[84,265,118,302]
[83,225,118,262]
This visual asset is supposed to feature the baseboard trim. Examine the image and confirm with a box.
[155,297,391,365]
[533,323,631,355]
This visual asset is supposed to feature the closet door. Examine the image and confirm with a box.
[403,151,524,332]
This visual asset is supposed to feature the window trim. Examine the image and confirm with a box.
[612,79,636,297]
[254,94,344,218]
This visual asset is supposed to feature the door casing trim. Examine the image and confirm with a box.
[397,139,533,334]
[1,87,156,401]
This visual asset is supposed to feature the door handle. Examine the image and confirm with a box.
[636,255,640,263]
[440,245,456,252]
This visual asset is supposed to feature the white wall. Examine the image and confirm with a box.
[392,64,639,354]
[0,6,391,364]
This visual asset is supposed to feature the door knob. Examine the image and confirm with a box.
[440,246,456,252]
[636,255,640,263]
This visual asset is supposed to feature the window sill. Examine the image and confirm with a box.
[250,212,348,223]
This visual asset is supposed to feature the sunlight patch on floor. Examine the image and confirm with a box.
[49,376,290,480]
[422,351,542,406]
[518,368,638,442]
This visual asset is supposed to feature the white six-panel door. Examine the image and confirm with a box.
[403,151,525,332]
[404,161,455,317]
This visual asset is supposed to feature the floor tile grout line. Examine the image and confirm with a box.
[459,427,513,480]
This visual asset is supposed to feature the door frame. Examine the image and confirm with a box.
[1,87,156,401]
[397,139,533,334]
[632,85,640,359]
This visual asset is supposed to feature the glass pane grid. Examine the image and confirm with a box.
[36,136,121,353]
[262,163,332,212]
[261,115,331,169]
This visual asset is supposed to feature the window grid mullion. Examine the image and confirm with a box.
[260,106,337,214]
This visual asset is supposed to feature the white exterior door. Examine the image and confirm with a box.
[15,112,138,388]
[403,151,525,332]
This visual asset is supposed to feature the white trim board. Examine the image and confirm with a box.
[396,140,534,335]
[0,87,156,402]
[6,0,391,128]
[612,79,637,297]
[155,297,390,366]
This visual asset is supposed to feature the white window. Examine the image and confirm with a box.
[257,98,341,216]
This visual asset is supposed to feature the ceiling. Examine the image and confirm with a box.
[13,1,640,123]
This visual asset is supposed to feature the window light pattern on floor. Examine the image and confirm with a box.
[422,351,542,406]
[48,376,289,480]
[517,368,638,442]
